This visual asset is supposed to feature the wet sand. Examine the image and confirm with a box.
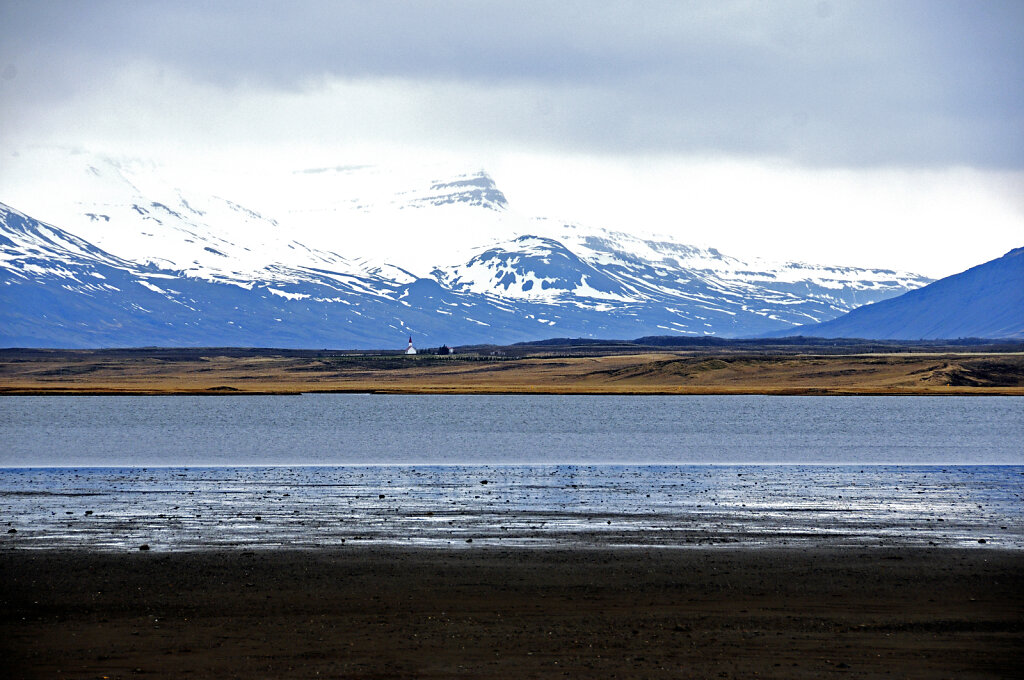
[6,465,1023,551]
[2,547,1022,678]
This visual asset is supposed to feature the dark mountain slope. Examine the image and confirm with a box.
[775,247,1024,339]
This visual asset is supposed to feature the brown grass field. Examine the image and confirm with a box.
[2,347,1023,395]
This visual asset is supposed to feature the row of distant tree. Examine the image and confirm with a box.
[422,344,455,355]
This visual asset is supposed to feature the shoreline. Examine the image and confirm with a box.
[4,541,1024,555]
[2,545,1022,678]
[4,386,1024,396]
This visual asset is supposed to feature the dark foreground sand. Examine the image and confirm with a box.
[2,547,1022,679]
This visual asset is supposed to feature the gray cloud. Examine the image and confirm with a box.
[1,0,1021,168]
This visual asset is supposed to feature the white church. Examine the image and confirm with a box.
[405,336,417,355]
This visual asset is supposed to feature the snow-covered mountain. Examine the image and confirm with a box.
[1,148,932,348]
[437,225,925,335]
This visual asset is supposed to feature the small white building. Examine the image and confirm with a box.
[405,336,417,355]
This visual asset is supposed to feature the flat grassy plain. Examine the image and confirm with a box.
[2,342,1023,395]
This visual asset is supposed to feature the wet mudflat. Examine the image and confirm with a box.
[3,465,1023,551]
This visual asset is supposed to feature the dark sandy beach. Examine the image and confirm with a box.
[2,547,1021,679]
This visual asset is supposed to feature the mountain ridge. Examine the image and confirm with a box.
[766,246,1024,340]
[1,149,939,348]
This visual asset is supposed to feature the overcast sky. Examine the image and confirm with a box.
[1,0,1022,277]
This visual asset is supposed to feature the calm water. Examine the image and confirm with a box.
[2,394,1023,466]
[2,395,1022,550]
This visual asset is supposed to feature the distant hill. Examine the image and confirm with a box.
[769,247,1024,340]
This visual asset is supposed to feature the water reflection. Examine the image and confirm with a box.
[2,465,1021,551]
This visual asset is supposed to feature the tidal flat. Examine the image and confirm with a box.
[3,465,1023,551]
[3,465,1023,678]
[2,391,1022,677]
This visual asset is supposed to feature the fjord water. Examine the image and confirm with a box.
[3,394,1023,466]
[2,395,1022,550]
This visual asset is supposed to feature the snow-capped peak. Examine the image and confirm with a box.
[2,146,936,348]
